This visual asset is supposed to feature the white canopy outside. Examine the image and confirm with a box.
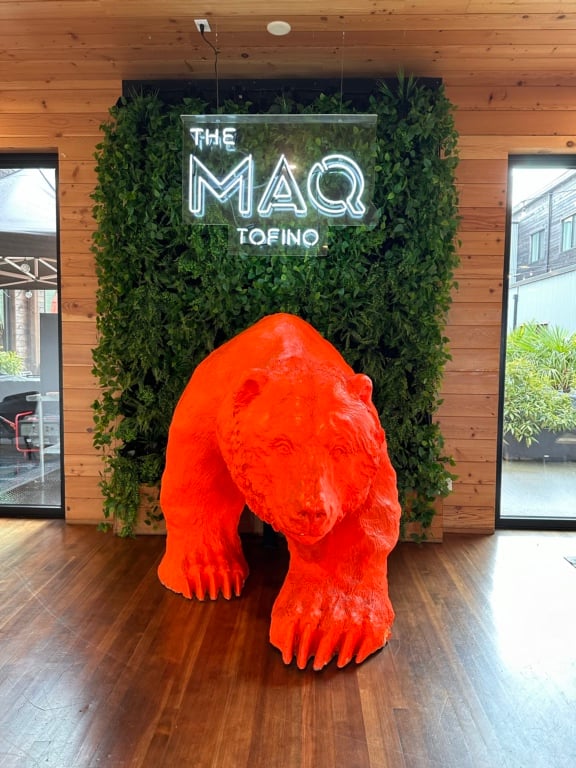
[0,168,57,287]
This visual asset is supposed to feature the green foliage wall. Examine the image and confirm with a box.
[91,76,460,536]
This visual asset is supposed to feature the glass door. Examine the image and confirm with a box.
[498,156,576,529]
[0,156,62,517]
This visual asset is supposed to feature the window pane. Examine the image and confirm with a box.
[0,163,62,516]
[530,231,541,263]
[501,158,576,530]
[562,218,573,251]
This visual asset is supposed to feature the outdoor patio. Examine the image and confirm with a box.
[501,459,576,521]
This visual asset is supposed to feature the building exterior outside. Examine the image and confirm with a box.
[509,170,576,333]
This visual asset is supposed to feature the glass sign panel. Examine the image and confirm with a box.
[181,114,378,254]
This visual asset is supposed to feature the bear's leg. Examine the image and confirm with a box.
[270,494,399,670]
[158,445,249,601]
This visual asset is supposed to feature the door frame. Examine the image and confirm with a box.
[496,154,576,531]
[0,153,64,519]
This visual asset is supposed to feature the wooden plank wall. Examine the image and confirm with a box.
[0,78,121,524]
[440,82,576,533]
[2,75,573,533]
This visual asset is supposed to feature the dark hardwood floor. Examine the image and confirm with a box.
[0,520,575,768]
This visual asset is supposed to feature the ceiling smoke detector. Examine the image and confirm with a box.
[267,20,291,36]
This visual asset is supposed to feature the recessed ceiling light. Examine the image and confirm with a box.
[267,20,291,36]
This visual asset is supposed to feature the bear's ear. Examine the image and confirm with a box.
[347,373,373,404]
[233,369,269,413]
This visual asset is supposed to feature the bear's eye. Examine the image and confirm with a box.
[330,444,350,458]
[271,437,294,455]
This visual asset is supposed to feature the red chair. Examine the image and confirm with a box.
[0,391,39,457]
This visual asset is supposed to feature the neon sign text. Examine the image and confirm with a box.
[237,227,320,248]
[187,126,237,151]
[188,152,366,222]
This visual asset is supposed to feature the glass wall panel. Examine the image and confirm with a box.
[498,157,576,530]
[0,158,62,516]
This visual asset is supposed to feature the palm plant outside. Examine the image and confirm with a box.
[504,322,576,446]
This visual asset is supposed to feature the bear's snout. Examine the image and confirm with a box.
[289,506,332,541]
[288,472,341,540]
[296,506,328,528]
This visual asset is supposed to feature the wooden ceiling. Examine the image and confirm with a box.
[2,1,576,85]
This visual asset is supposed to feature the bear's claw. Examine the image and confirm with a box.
[271,617,386,671]
[158,549,248,602]
[188,566,246,601]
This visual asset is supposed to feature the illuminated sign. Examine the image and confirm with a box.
[181,114,377,254]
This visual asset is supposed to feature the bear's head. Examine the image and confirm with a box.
[217,360,386,544]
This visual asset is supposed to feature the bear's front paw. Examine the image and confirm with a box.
[186,558,248,601]
[270,589,393,671]
[158,544,248,601]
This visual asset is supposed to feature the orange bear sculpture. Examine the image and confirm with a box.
[158,313,401,670]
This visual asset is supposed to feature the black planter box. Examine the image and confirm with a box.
[503,429,576,462]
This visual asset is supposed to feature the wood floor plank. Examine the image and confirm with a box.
[0,521,575,767]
